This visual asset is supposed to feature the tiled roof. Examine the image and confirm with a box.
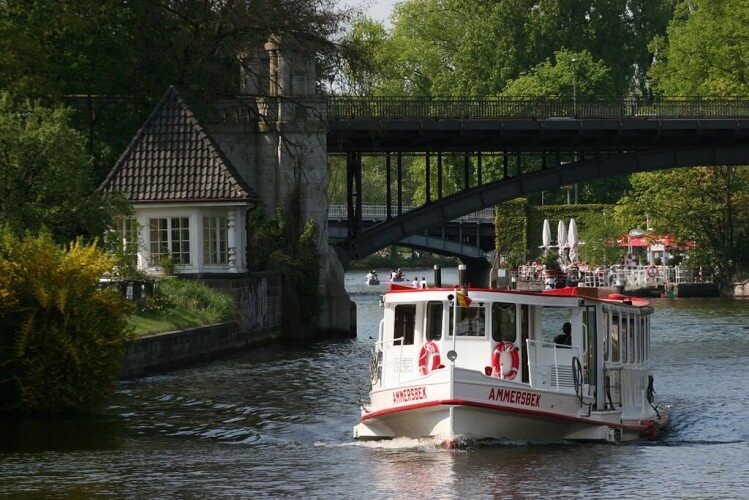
[99,86,257,203]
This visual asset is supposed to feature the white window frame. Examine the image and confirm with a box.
[203,216,228,265]
[149,217,191,265]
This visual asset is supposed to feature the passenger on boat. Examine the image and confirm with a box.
[554,322,572,346]
[396,268,403,279]
[390,269,398,280]
[420,277,427,289]
[412,277,419,287]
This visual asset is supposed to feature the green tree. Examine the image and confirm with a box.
[632,0,749,289]
[343,0,675,97]
[0,0,353,100]
[648,0,749,96]
[617,168,749,291]
[0,93,119,242]
[502,50,615,98]
[578,210,627,267]
[1,0,355,175]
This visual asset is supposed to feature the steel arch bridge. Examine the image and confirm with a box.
[326,97,749,262]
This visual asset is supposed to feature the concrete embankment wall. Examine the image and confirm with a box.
[121,321,279,379]
[121,272,284,379]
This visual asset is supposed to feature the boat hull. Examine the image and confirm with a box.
[354,367,665,443]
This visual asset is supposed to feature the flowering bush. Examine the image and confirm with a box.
[0,230,130,415]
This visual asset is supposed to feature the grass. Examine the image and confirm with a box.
[128,278,236,337]
[128,308,229,337]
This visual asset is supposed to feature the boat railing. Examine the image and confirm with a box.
[526,339,581,393]
[373,336,409,385]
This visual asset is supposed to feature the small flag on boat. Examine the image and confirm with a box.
[457,291,472,308]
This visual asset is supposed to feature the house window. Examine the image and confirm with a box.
[115,218,138,252]
[203,216,228,264]
[113,218,139,270]
[149,217,190,265]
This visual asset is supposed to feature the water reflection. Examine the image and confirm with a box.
[358,439,459,497]
[0,416,125,452]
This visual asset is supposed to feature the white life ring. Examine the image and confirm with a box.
[418,341,441,375]
[491,341,519,380]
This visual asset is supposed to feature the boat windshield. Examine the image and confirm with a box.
[448,304,486,337]
[491,302,516,343]
[426,301,443,340]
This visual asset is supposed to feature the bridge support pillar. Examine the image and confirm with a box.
[212,36,354,338]
[462,256,491,288]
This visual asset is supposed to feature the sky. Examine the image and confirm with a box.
[365,0,400,23]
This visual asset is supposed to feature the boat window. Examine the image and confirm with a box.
[629,317,636,363]
[394,304,415,345]
[540,306,569,342]
[449,304,486,337]
[491,303,516,343]
[632,316,642,363]
[583,307,597,385]
[640,316,647,362]
[426,301,443,340]
[611,314,620,362]
[603,311,610,361]
[621,315,628,363]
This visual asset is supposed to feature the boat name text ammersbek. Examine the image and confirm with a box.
[392,387,427,404]
[488,388,541,407]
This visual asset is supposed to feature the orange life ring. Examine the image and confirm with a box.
[491,341,519,380]
[418,341,441,375]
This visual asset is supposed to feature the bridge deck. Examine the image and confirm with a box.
[327,97,749,153]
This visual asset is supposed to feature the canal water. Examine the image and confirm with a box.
[1,268,747,497]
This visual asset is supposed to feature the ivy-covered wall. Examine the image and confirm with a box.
[495,199,612,264]
[494,198,529,265]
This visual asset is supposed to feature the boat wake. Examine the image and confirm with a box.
[315,437,450,452]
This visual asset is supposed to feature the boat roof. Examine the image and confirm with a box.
[385,284,650,308]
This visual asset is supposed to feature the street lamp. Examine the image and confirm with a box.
[571,57,577,117]
[571,57,578,203]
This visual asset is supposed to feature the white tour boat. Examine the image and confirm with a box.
[354,271,669,446]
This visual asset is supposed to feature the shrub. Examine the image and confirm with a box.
[153,278,234,321]
[247,207,321,338]
[0,230,130,415]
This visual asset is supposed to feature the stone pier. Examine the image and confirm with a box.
[208,37,353,337]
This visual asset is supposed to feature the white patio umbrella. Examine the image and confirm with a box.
[568,218,579,263]
[557,220,567,263]
[542,219,552,254]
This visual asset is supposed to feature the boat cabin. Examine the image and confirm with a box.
[375,286,653,417]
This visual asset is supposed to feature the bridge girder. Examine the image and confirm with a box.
[340,144,749,259]
[328,118,749,153]
[328,226,485,260]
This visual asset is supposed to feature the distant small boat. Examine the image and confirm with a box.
[390,276,405,282]
[365,277,380,285]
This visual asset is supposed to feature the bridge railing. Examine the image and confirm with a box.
[327,96,749,120]
[328,204,495,222]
